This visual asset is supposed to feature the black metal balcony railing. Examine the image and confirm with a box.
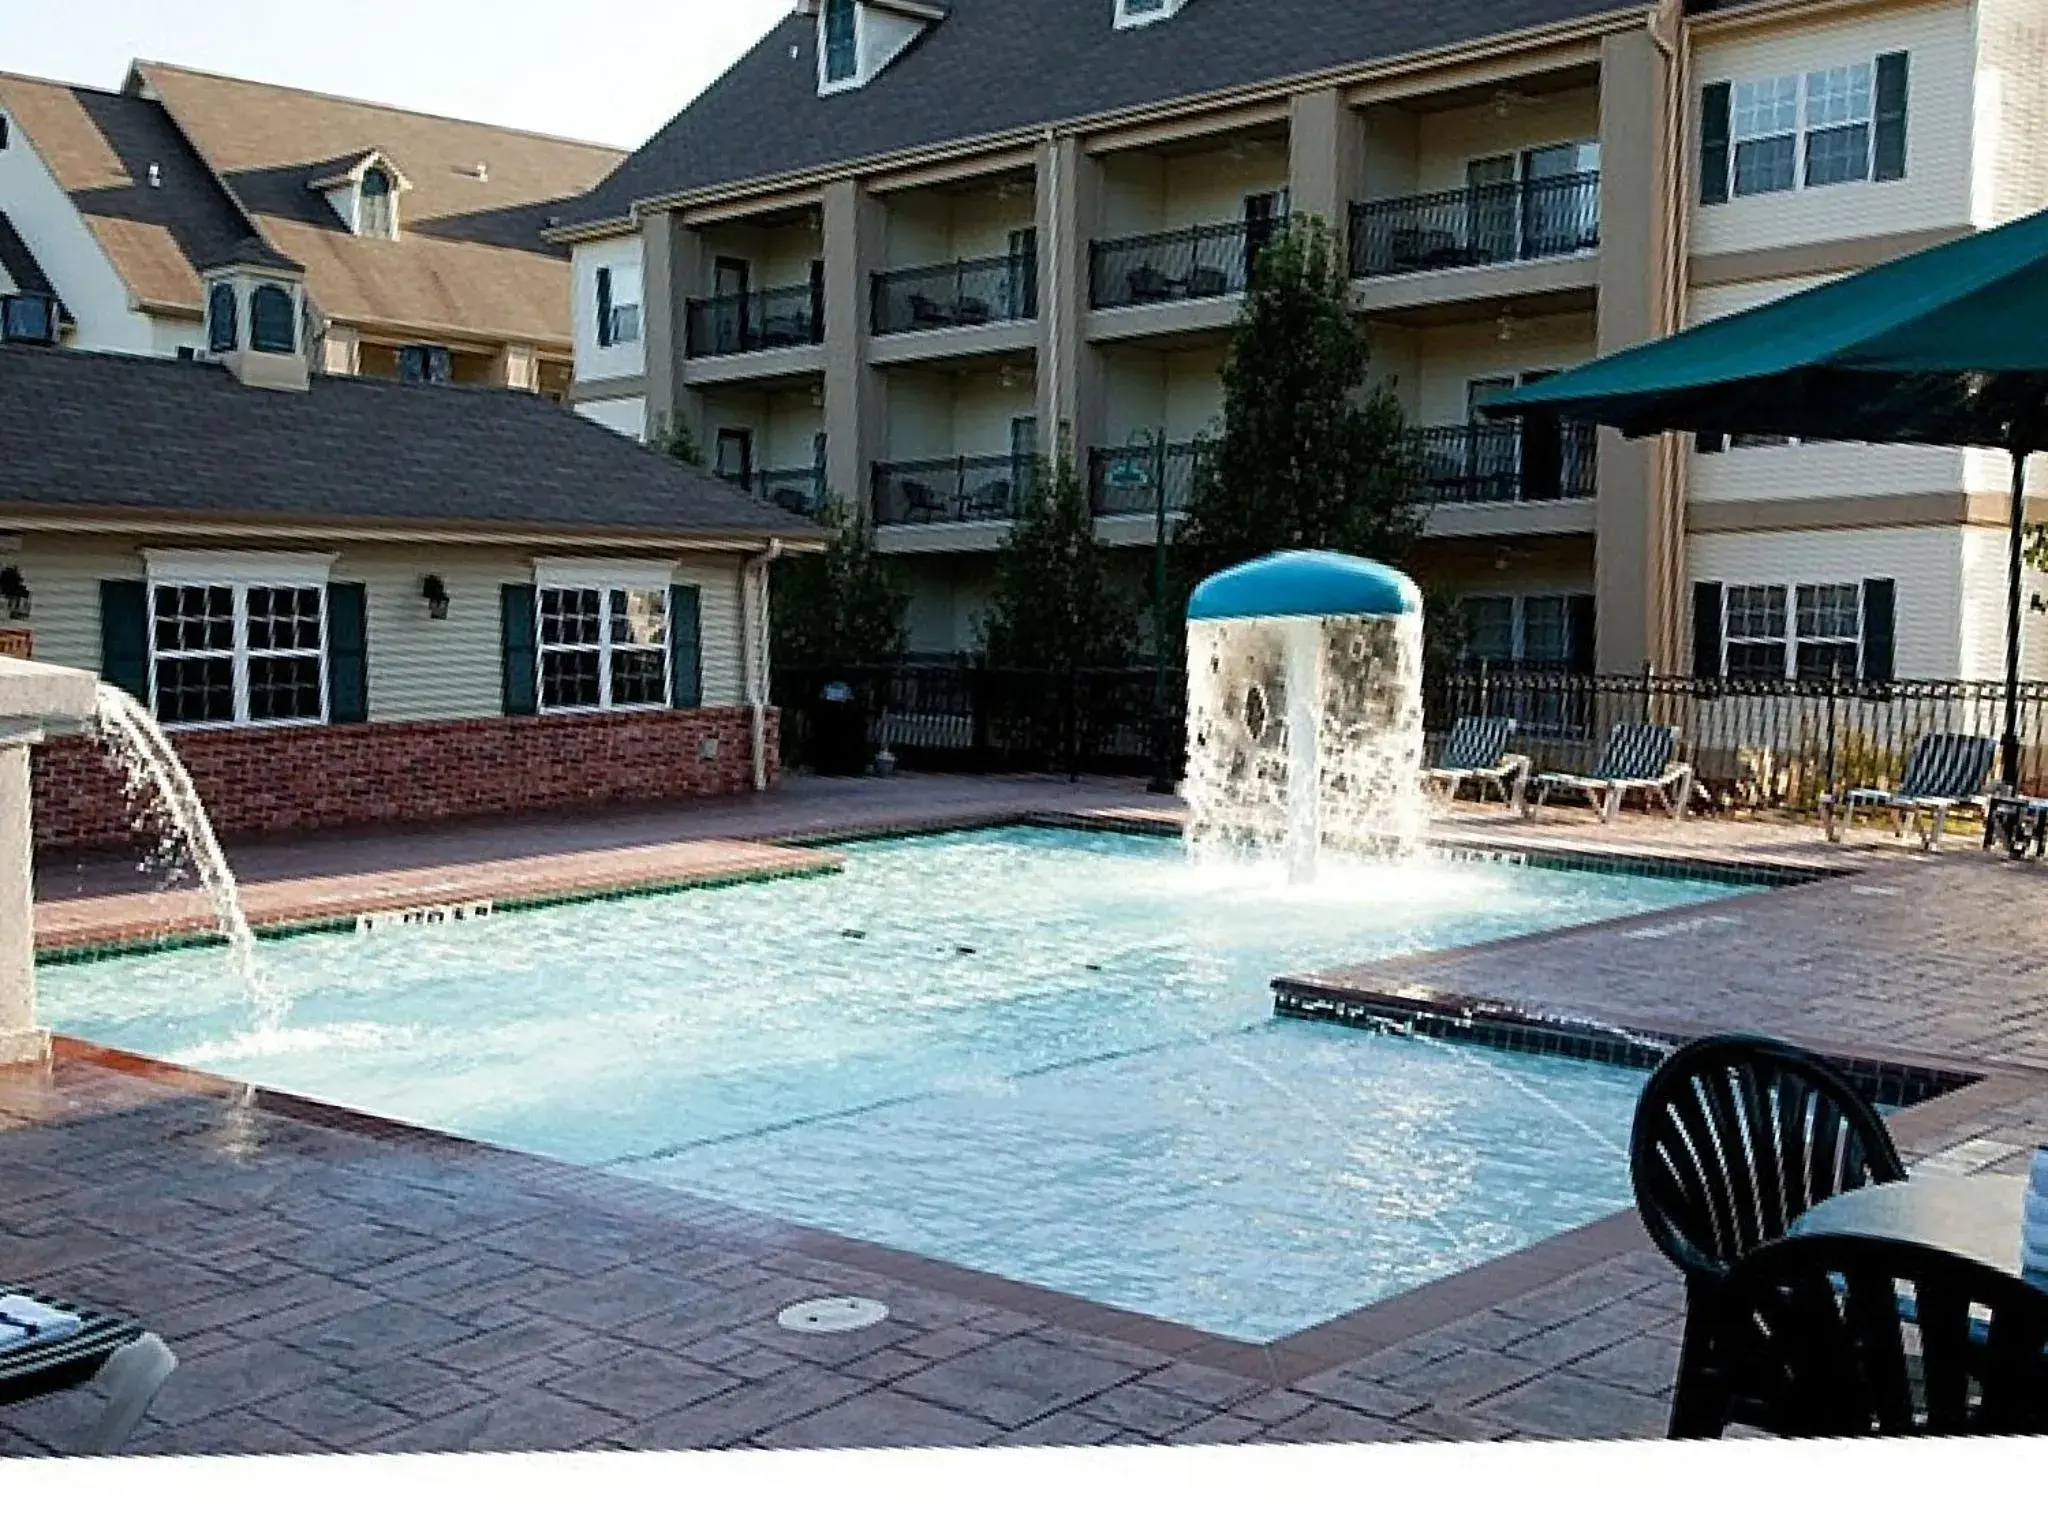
[1087,441,1209,520]
[871,252,1037,336]
[1090,219,1280,310]
[872,454,1033,525]
[685,281,824,358]
[1348,170,1601,279]
[1411,419,1598,504]
[717,465,830,518]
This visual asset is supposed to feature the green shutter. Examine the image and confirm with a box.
[1873,53,1909,182]
[501,583,537,716]
[595,267,613,348]
[1692,582,1724,679]
[99,579,148,700]
[1699,82,1732,206]
[1566,594,1597,676]
[1861,578,1896,683]
[670,583,702,709]
[325,582,368,724]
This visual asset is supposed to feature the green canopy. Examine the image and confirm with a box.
[1485,204,2048,450]
[1482,207,2048,787]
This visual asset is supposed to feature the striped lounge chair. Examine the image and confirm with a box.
[0,1289,177,1454]
[1528,721,1695,824]
[1825,732,1997,852]
[1423,716,1531,810]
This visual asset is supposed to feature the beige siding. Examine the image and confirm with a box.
[900,555,995,653]
[1959,524,2048,681]
[700,386,825,474]
[8,532,748,717]
[882,365,1034,461]
[571,235,646,383]
[1411,312,1597,427]
[1688,526,1967,677]
[574,396,646,441]
[1099,344,1227,443]
[1098,140,1290,237]
[698,221,824,292]
[1411,87,1601,192]
[1691,2,1976,258]
[1974,0,2048,226]
[883,183,1034,267]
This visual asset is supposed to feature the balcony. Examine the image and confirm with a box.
[1087,441,1208,521]
[717,465,830,519]
[872,252,1037,337]
[1090,220,1276,311]
[1412,420,1598,504]
[685,281,824,358]
[1349,171,1601,280]
[872,454,1032,526]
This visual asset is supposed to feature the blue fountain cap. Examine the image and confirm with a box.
[1186,550,1421,622]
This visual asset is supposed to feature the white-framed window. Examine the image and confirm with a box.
[1708,53,1906,202]
[596,264,642,348]
[144,552,333,728]
[821,0,859,84]
[1803,64,1874,188]
[533,560,671,713]
[1116,0,1185,27]
[1460,592,1585,668]
[1721,582,1863,681]
[1731,74,1800,196]
[359,165,397,238]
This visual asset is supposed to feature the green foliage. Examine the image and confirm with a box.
[1171,214,1426,605]
[1418,582,1473,689]
[771,497,909,668]
[980,448,1139,671]
[651,413,705,468]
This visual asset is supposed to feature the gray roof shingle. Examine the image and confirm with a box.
[0,344,821,542]
[569,0,1634,224]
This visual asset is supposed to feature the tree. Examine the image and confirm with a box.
[771,496,909,668]
[651,412,705,468]
[1172,214,1425,605]
[980,446,1139,672]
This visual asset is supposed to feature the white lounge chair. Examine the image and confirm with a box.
[1423,715,1530,810]
[1527,721,1695,823]
[1824,732,1996,852]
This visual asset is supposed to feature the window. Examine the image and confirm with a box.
[249,284,295,353]
[1723,584,1788,680]
[359,166,396,238]
[1795,583,1861,680]
[1458,593,1591,669]
[150,580,325,727]
[822,0,858,84]
[537,585,668,711]
[1463,596,1515,665]
[1703,54,1907,204]
[0,293,57,345]
[1115,0,1184,26]
[206,283,237,353]
[1731,74,1799,196]
[596,264,641,348]
[1804,64,1873,187]
[399,344,452,384]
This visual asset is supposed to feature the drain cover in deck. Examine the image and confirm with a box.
[776,1296,889,1334]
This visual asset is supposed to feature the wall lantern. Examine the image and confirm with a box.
[0,564,29,620]
[421,573,450,620]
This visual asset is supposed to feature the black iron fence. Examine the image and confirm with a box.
[685,280,823,357]
[871,252,1037,335]
[1348,170,1602,279]
[872,454,1032,526]
[1089,219,1276,310]
[1087,441,1209,520]
[774,661,2048,809]
[1413,420,1599,504]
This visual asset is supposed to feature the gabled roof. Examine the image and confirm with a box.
[567,0,1636,228]
[303,148,413,193]
[0,345,824,544]
[0,71,280,314]
[0,210,70,320]
[132,62,625,348]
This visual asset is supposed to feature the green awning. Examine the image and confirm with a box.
[1484,205,2048,450]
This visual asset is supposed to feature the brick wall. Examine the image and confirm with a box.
[33,707,778,851]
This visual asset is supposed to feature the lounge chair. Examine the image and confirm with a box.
[1526,720,1695,822]
[1823,732,1996,851]
[1422,715,1529,810]
[0,1289,178,1453]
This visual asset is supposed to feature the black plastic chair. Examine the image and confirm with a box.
[1716,1233,2048,1437]
[1628,1033,1906,1437]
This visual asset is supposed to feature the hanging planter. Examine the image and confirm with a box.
[0,565,30,621]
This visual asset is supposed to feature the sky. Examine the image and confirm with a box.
[0,0,793,149]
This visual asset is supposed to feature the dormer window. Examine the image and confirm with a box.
[250,284,296,353]
[207,283,237,353]
[359,166,396,239]
[823,0,858,84]
[1116,0,1189,27]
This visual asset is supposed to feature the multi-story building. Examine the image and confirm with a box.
[554,0,2048,680]
[0,61,624,397]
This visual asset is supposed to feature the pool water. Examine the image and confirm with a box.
[40,827,1738,1342]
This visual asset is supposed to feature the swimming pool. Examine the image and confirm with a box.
[41,827,1740,1341]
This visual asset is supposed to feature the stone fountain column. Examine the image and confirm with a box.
[0,656,102,1065]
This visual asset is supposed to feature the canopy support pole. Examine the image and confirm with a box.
[2004,444,2031,791]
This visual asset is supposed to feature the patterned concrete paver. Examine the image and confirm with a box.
[5,775,2043,1455]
